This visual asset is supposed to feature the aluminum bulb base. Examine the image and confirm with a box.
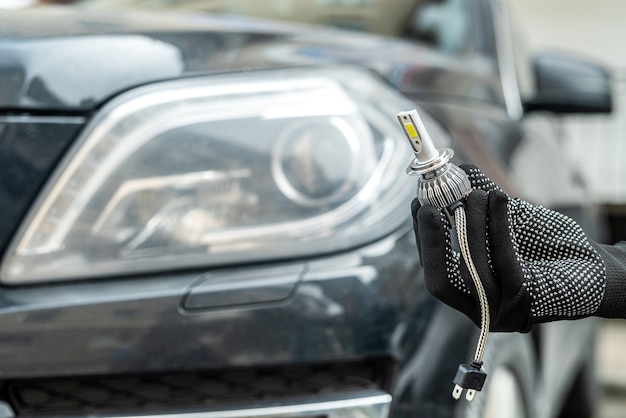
[416,163,472,209]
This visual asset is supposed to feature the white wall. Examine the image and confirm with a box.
[509,0,625,69]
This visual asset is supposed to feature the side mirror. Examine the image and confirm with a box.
[523,52,613,115]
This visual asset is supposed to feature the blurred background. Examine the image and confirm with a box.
[492,3,626,416]
[511,0,626,227]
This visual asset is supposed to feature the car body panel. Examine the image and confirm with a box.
[0,8,504,111]
[0,228,416,378]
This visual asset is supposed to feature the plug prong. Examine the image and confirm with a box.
[452,384,463,400]
[466,389,476,401]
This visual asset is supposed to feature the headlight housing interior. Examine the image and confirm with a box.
[2,66,430,283]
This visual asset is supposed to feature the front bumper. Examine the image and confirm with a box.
[0,226,449,417]
[13,390,392,418]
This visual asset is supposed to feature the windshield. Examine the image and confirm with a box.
[59,0,492,58]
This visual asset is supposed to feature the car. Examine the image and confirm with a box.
[0,0,613,418]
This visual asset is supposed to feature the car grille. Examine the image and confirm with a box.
[6,359,392,416]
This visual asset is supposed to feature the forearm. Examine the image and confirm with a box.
[593,241,626,318]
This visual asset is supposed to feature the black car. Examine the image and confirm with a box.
[0,1,613,418]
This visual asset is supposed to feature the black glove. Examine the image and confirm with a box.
[412,164,607,332]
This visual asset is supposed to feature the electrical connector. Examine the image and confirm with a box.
[452,360,487,401]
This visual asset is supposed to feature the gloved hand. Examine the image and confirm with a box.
[412,164,607,332]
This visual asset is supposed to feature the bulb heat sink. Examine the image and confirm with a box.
[417,164,472,209]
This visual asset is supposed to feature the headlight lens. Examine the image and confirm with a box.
[2,66,424,283]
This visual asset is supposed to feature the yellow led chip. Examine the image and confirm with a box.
[403,123,419,139]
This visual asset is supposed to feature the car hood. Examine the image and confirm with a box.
[0,7,503,112]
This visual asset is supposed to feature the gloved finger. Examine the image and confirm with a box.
[458,164,503,194]
[487,191,532,330]
[461,190,500,312]
[417,204,478,325]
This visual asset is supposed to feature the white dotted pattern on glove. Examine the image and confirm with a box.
[465,168,503,194]
[464,165,606,319]
[509,199,606,318]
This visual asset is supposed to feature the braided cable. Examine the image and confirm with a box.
[454,205,490,362]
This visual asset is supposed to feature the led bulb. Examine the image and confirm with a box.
[397,109,471,209]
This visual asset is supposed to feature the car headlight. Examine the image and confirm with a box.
[1,66,425,283]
